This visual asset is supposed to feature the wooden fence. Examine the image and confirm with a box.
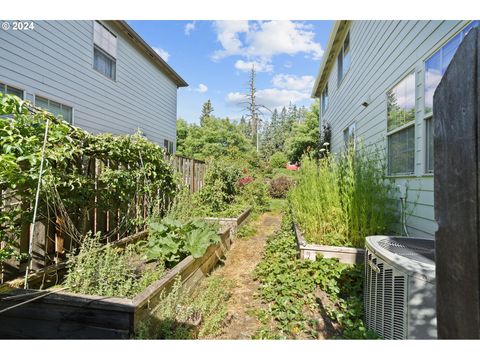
[166,154,206,193]
[0,154,206,283]
[434,27,480,339]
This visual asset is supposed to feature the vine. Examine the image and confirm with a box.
[0,93,177,268]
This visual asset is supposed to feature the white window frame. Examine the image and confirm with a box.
[0,81,25,99]
[321,83,329,114]
[386,72,417,177]
[92,21,117,81]
[422,21,479,175]
[34,94,75,124]
[164,139,174,154]
[337,31,351,87]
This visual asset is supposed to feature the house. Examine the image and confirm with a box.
[312,20,479,238]
[0,20,187,153]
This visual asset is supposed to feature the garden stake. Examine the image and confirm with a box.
[24,118,50,289]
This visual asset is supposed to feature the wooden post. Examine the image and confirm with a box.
[31,220,47,271]
[434,27,480,339]
[191,159,196,193]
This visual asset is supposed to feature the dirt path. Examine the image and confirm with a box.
[214,211,282,339]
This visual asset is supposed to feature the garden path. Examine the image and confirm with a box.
[214,210,282,339]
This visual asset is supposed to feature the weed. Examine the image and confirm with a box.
[135,274,233,339]
[64,234,164,298]
[289,145,396,247]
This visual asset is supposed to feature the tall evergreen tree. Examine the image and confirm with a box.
[200,99,214,126]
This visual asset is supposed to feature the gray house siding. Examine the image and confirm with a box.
[0,20,179,149]
[318,20,472,238]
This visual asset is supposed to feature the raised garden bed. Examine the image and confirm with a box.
[204,207,252,233]
[0,224,238,339]
[293,223,365,264]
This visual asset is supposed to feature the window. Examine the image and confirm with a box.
[337,31,351,85]
[94,46,116,80]
[387,73,416,175]
[0,82,24,99]
[35,96,73,124]
[425,116,434,173]
[343,123,356,150]
[93,21,117,80]
[424,21,479,114]
[388,126,415,175]
[423,21,478,173]
[321,84,329,114]
[164,139,174,154]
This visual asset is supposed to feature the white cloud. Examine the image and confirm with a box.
[271,74,315,92]
[234,59,273,73]
[185,21,195,36]
[194,83,208,93]
[212,20,324,61]
[153,47,170,62]
[226,88,310,110]
[212,20,249,61]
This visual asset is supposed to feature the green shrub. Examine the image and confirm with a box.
[198,161,243,213]
[64,234,164,298]
[238,179,271,213]
[269,152,288,169]
[289,146,396,248]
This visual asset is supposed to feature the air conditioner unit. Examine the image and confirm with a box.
[364,236,437,339]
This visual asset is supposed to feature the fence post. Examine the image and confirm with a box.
[433,27,480,339]
[191,159,196,193]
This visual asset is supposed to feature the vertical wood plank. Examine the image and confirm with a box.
[434,27,480,339]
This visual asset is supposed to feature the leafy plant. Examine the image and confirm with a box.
[144,218,220,266]
[252,211,376,339]
[269,151,288,169]
[198,161,243,213]
[0,93,177,268]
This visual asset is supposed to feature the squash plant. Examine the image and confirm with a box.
[143,218,220,266]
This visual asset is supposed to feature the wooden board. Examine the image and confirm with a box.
[0,218,242,339]
[293,223,365,264]
[433,27,480,339]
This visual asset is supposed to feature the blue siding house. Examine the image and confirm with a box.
[312,20,478,238]
[0,20,187,152]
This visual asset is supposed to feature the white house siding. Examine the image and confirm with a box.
[319,20,472,238]
[0,20,178,148]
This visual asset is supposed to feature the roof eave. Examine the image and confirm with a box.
[311,20,350,98]
[113,20,188,88]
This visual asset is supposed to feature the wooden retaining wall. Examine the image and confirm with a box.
[293,223,365,264]
[0,210,250,339]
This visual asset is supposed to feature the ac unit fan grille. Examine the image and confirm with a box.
[365,251,407,339]
[378,238,435,264]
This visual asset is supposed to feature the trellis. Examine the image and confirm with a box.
[0,97,206,283]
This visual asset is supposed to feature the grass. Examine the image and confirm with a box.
[289,146,396,248]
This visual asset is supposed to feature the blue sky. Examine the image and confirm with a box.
[128,20,333,124]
